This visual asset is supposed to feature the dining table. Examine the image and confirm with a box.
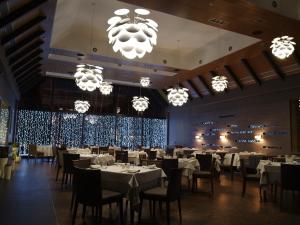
[80,153,115,165]
[91,164,166,225]
[67,148,91,154]
[36,145,53,157]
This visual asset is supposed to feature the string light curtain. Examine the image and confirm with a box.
[0,107,10,144]
[143,118,167,148]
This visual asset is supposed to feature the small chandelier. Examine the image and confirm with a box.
[167,87,189,106]
[74,64,103,92]
[140,77,150,87]
[99,81,113,95]
[132,96,149,112]
[85,115,98,124]
[74,100,90,113]
[270,36,296,60]
[63,114,77,120]
[107,8,158,59]
[212,75,228,92]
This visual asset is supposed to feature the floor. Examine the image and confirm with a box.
[0,160,300,225]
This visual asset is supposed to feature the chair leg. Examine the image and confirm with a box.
[56,167,60,181]
[138,198,144,225]
[230,166,234,181]
[274,184,278,202]
[280,188,283,209]
[149,200,152,216]
[166,201,170,225]
[99,205,102,225]
[242,179,246,197]
[178,198,182,224]
[72,201,79,225]
[70,190,75,211]
[119,199,124,225]
[82,205,86,219]
[210,177,214,197]
[153,200,156,217]
[61,172,65,189]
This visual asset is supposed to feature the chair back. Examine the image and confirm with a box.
[148,151,157,160]
[108,148,115,156]
[57,149,67,167]
[74,168,102,206]
[148,159,163,168]
[166,147,174,156]
[91,147,99,155]
[28,144,37,155]
[115,150,128,163]
[183,150,193,158]
[143,148,151,156]
[196,154,213,172]
[230,153,235,166]
[162,158,178,178]
[99,146,108,154]
[281,164,300,191]
[246,156,264,174]
[63,153,80,173]
[72,159,91,169]
[167,168,182,201]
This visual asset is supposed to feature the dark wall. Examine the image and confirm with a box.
[168,74,300,155]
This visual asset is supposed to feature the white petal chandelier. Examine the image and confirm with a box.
[270,36,296,60]
[107,8,158,59]
[140,77,150,87]
[74,64,103,92]
[167,87,189,106]
[132,96,149,112]
[99,81,113,95]
[74,100,90,114]
[211,76,228,92]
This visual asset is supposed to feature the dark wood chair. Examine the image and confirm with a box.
[139,153,147,166]
[72,168,124,225]
[148,151,157,160]
[280,164,300,207]
[115,150,128,163]
[56,149,67,181]
[138,168,182,225]
[28,144,44,162]
[91,147,99,155]
[147,159,163,168]
[220,153,235,180]
[192,154,215,196]
[162,158,178,179]
[61,153,80,189]
[240,158,262,199]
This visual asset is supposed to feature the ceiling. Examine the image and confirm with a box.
[0,0,299,102]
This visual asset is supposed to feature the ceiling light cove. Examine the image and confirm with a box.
[107,8,158,60]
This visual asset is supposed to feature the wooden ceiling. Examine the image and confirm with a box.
[0,0,300,101]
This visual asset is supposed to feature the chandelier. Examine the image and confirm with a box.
[132,96,149,112]
[167,87,189,106]
[99,81,113,95]
[270,36,296,60]
[74,64,103,92]
[211,75,228,92]
[85,115,98,124]
[63,114,77,120]
[107,8,158,59]
[74,100,90,113]
[140,77,150,87]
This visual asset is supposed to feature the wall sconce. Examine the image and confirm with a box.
[254,134,263,141]
[195,135,203,141]
[220,135,227,140]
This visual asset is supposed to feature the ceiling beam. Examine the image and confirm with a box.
[1,15,46,45]
[0,0,46,29]
[11,49,43,71]
[179,83,193,101]
[262,51,285,81]
[21,77,44,95]
[224,65,244,90]
[187,79,203,98]
[8,39,44,65]
[17,69,42,85]
[14,57,42,76]
[5,29,45,56]
[197,75,215,96]
[241,58,262,85]
[15,64,42,80]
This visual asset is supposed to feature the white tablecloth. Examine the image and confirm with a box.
[67,148,91,154]
[178,158,200,179]
[173,148,198,157]
[227,152,266,168]
[37,145,53,157]
[127,151,147,165]
[151,148,166,158]
[257,160,281,185]
[80,154,114,165]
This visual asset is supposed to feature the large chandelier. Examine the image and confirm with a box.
[167,87,189,106]
[74,100,90,113]
[74,64,103,92]
[132,96,149,112]
[211,76,228,92]
[140,77,150,87]
[107,8,158,59]
[270,36,296,60]
[99,81,113,95]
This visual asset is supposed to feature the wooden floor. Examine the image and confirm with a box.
[0,160,300,225]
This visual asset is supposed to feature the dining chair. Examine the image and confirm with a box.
[165,147,174,157]
[115,150,128,163]
[139,153,147,166]
[91,147,99,155]
[280,163,300,207]
[220,153,235,180]
[61,153,80,189]
[147,159,163,168]
[28,144,43,163]
[138,168,183,225]
[72,168,124,225]
[162,158,178,179]
[192,154,215,196]
[108,148,115,156]
[240,158,262,199]
[148,151,157,160]
[56,149,66,181]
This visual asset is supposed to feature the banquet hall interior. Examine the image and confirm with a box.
[0,0,300,225]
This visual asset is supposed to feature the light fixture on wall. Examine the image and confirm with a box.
[74,100,90,113]
[140,77,151,87]
[167,87,189,106]
[132,96,149,112]
[99,81,113,95]
[107,8,158,59]
[220,135,227,141]
[212,75,228,92]
[270,36,296,59]
[74,64,103,92]
[254,134,263,141]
